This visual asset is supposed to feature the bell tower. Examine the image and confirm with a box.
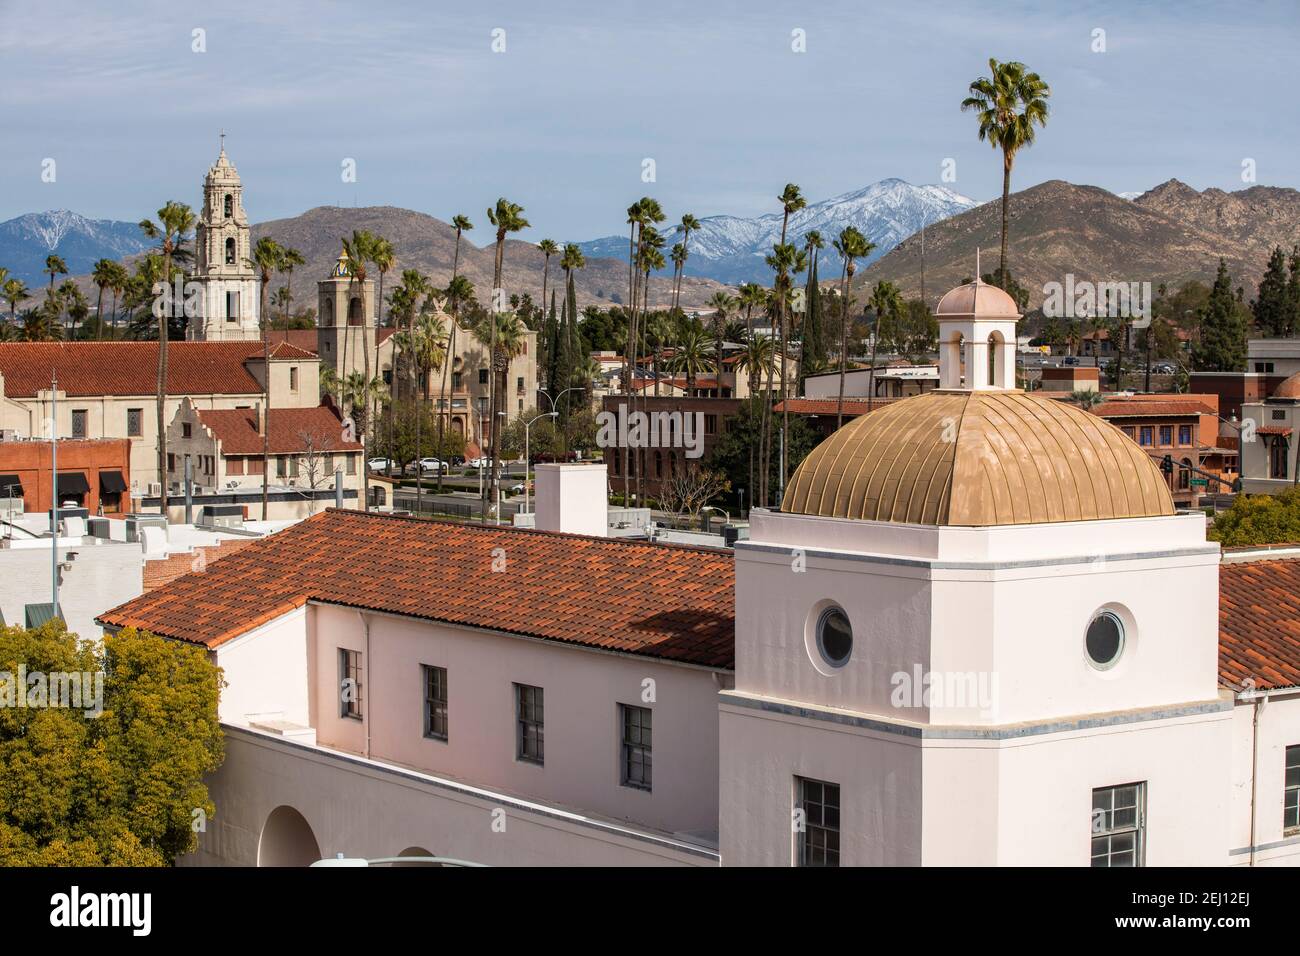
[316,247,375,381]
[188,135,260,341]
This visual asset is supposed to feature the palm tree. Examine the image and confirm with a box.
[370,236,395,327]
[961,59,1051,287]
[867,280,904,410]
[340,231,377,509]
[106,262,128,338]
[706,291,735,374]
[558,243,586,416]
[247,236,285,519]
[44,255,68,296]
[278,246,305,324]
[91,259,117,342]
[831,227,874,428]
[2,278,28,328]
[673,213,700,313]
[138,201,196,514]
[1070,389,1104,410]
[483,199,529,519]
[537,238,559,389]
[60,281,89,339]
[668,324,715,393]
[448,215,473,318]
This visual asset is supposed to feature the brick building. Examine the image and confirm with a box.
[602,395,742,500]
[0,437,131,514]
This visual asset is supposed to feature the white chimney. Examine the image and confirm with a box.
[533,463,607,537]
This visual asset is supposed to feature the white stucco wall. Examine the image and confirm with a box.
[0,539,142,640]
[1228,691,1300,866]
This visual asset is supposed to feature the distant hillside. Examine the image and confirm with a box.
[248,206,726,313]
[861,179,1300,308]
[0,210,151,286]
[575,179,978,285]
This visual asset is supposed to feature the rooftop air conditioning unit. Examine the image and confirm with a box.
[0,429,18,442]
[147,482,162,496]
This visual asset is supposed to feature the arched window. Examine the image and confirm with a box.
[322,298,334,327]
[1178,458,1192,490]
[348,297,362,325]
[223,194,233,218]
[224,237,236,265]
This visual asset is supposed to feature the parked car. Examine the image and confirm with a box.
[467,457,490,469]
[509,481,533,495]
[1062,356,1079,366]
[368,457,396,472]
[417,457,448,474]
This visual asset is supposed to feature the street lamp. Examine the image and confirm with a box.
[522,411,558,516]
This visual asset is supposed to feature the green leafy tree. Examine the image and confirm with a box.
[0,623,222,866]
[708,403,817,512]
[1209,487,1300,547]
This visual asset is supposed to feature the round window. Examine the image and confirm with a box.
[816,606,853,668]
[1085,610,1125,669]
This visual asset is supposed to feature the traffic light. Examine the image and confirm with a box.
[1160,454,1173,476]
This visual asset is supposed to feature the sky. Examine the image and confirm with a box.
[1,0,1297,245]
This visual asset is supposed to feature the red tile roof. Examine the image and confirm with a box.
[197,405,362,455]
[98,507,1300,689]
[1219,558,1300,690]
[0,341,313,398]
[265,330,320,354]
[1257,426,1293,437]
[98,509,736,667]
[1090,399,1214,418]
[773,398,896,416]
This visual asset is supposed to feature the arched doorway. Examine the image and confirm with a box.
[348,297,363,325]
[322,298,335,327]
[257,805,321,867]
[394,845,441,867]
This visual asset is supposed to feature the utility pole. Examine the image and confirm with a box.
[50,371,59,619]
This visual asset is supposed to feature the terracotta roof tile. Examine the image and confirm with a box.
[99,510,736,667]
[1089,400,1213,418]
[773,398,896,415]
[1219,558,1300,690]
[196,405,361,455]
[0,341,311,397]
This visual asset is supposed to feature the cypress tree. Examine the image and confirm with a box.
[1251,246,1290,337]
[1286,245,1300,338]
[1193,259,1248,372]
[545,289,560,395]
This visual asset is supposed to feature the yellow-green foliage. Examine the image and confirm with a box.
[0,623,222,866]
[1209,487,1300,547]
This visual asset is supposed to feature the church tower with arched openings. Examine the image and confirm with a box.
[188,138,260,341]
[316,247,375,383]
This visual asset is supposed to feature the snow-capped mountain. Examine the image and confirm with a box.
[574,179,979,286]
[0,210,151,285]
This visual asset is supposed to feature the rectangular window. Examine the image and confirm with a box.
[479,369,489,385]
[795,776,841,867]
[1271,440,1288,480]
[246,456,265,476]
[1139,426,1153,447]
[290,366,299,391]
[339,648,362,719]
[226,290,240,320]
[1178,424,1193,446]
[276,456,286,478]
[182,421,192,439]
[515,683,544,764]
[422,664,448,740]
[289,456,300,478]
[516,376,525,394]
[1273,409,1287,421]
[71,409,87,439]
[227,456,244,476]
[1159,425,1172,446]
[1121,426,1136,440]
[1286,745,1300,834]
[619,704,652,791]
[1091,782,1146,867]
[1256,361,1275,373]
[167,453,175,473]
[705,414,718,435]
[127,408,143,438]
[453,372,463,389]
[345,453,356,476]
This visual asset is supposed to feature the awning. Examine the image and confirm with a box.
[24,603,61,628]
[99,470,128,494]
[56,472,91,495]
[0,474,23,496]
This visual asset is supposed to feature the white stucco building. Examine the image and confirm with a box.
[98,279,1300,867]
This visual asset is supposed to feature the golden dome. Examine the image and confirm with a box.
[935,279,1021,319]
[1273,372,1300,400]
[781,390,1175,527]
